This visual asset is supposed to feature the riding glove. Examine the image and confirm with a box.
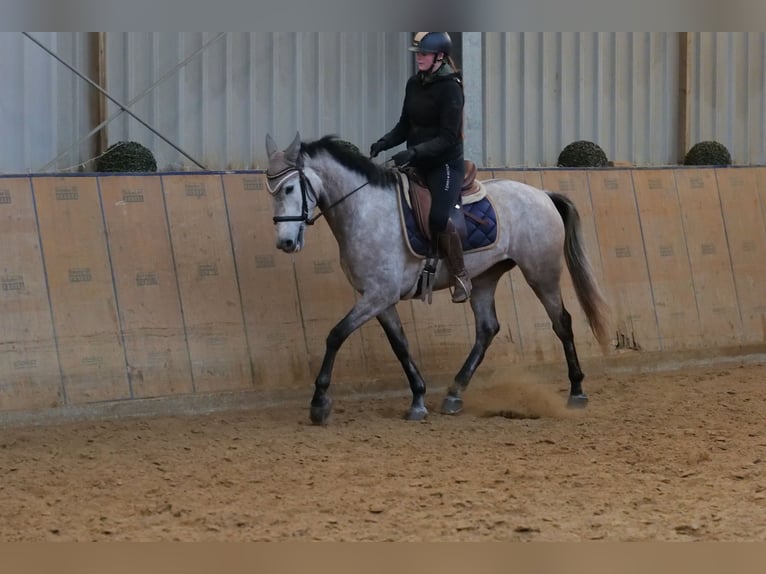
[369,139,387,158]
[392,148,416,167]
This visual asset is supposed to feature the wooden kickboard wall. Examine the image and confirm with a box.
[0,166,764,413]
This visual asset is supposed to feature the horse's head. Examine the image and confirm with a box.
[265,132,317,253]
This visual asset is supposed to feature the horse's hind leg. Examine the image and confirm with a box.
[377,306,428,420]
[529,279,588,408]
[442,262,513,415]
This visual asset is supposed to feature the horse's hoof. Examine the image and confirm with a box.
[309,397,333,425]
[567,393,588,409]
[405,406,428,421]
[441,395,463,415]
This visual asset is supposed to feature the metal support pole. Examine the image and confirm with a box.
[96,32,108,155]
[462,32,484,167]
[678,32,692,163]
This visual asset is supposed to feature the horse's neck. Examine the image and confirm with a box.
[314,166,397,243]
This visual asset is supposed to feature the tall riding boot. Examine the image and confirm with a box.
[437,227,472,303]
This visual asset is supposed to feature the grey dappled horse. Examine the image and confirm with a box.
[265,132,610,425]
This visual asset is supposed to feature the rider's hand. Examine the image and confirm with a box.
[369,139,387,159]
[392,148,416,167]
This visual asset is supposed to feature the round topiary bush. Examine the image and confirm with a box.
[96,141,158,172]
[683,141,732,166]
[557,140,609,168]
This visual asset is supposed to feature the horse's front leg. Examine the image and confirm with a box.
[310,298,388,425]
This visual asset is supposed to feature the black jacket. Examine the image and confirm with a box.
[380,64,464,169]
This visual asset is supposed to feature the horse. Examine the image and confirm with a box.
[265,132,610,425]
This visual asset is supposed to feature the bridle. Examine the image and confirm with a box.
[266,161,370,226]
[266,165,317,224]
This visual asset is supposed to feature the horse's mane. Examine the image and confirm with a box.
[301,135,397,188]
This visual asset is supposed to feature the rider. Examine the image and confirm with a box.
[369,32,471,303]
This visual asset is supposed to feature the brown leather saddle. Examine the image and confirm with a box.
[399,160,483,242]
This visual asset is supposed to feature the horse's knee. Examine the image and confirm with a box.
[478,320,500,342]
[326,325,347,350]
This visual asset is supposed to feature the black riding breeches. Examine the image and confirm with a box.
[422,158,464,237]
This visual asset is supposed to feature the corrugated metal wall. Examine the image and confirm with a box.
[0,32,96,173]
[2,33,765,172]
[104,32,413,170]
[481,32,766,167]
[688,32,766,165]
[482,32,680,167]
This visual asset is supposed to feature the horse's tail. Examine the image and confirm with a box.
[547,192,611,352]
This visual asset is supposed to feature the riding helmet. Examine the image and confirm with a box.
[408,32,452,56]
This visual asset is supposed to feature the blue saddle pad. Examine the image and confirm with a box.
[400,188,498,258]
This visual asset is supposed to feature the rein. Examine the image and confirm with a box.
[266,165,369,226]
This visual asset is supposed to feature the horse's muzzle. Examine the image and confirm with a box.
[276,238,298,253]
[276,225,304,253]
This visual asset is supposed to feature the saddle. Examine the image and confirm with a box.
[398,160,485,242]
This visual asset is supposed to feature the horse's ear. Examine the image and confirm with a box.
[285,131,301,163]
[265,133,278,158]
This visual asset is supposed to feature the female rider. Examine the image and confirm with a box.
[369,32,470,303]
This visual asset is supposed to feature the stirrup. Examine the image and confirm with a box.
[450,275,472,303]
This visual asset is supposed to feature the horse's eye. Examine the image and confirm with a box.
[284,185,294,195]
